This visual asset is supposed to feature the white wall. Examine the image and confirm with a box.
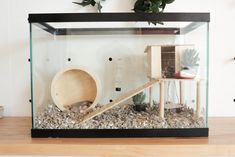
[0,0,234,117]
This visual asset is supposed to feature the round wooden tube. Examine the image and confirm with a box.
[51,66,102,112]
[159,81,165,118]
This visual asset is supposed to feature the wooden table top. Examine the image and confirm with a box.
[0,117,235,157]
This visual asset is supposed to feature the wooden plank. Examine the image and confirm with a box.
[81,79,160,123]
[145,45,162,79]
[1,144,235,157]
[0,117,235,156]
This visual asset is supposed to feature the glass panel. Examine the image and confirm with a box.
[31,24,70,128]
[47,21,191,29]
[31,20,209,129]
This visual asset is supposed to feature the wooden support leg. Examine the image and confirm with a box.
[149,87,153,107]
[159,81,165,118]
[180,80,185,105]
[196,80,201,117]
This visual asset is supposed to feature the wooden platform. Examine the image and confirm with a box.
[0,117,235,156]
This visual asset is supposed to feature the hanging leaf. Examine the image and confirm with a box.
[73,0,105,12]
[73,2,90,7]
[133,0,175,25]
[165,0,175,4]
[73,0,96,7]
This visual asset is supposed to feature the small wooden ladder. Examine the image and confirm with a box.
[81,79,160,123]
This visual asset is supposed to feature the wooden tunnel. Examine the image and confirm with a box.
[51,66,102,112]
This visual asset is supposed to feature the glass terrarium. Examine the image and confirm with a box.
[29,13,210,137]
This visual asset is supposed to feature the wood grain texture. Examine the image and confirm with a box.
[196,80,201,117]
[180,80,185,104]
[159,81,165,118]
[0,117,235,156]
[145,45,162,79]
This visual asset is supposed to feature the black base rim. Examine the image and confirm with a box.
[31,128,209,138]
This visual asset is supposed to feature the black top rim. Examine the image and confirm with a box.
[28,12,210,23]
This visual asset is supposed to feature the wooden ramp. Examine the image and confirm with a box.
[81,79,160,123]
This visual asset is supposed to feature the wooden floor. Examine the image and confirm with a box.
[0,117,235,156]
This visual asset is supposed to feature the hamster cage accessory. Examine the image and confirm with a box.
[29,13,210,137]
[51,66,102,112]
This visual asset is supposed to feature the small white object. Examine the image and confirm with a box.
[180,69,197,79]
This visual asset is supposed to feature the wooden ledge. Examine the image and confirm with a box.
[0,117,235,156]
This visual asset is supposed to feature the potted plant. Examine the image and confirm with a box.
[73,0,175,17]
[176,49,200,79]
[133,0,175,13]
[132,92,146,112]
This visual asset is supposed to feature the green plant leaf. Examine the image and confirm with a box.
[132,92,146,104]
[73,2,90,7]
[164,0,175,4]
[73,0,96,7]
[133,0,146,12]
[73,0,107,12]
[133,0,175,25]
[160,0,166,10]
[150,2,160,13]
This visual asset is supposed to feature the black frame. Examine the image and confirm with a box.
[28,13,210,35]
[28,13,210,23]
[29,12,209,138]
[32,128,209,138]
